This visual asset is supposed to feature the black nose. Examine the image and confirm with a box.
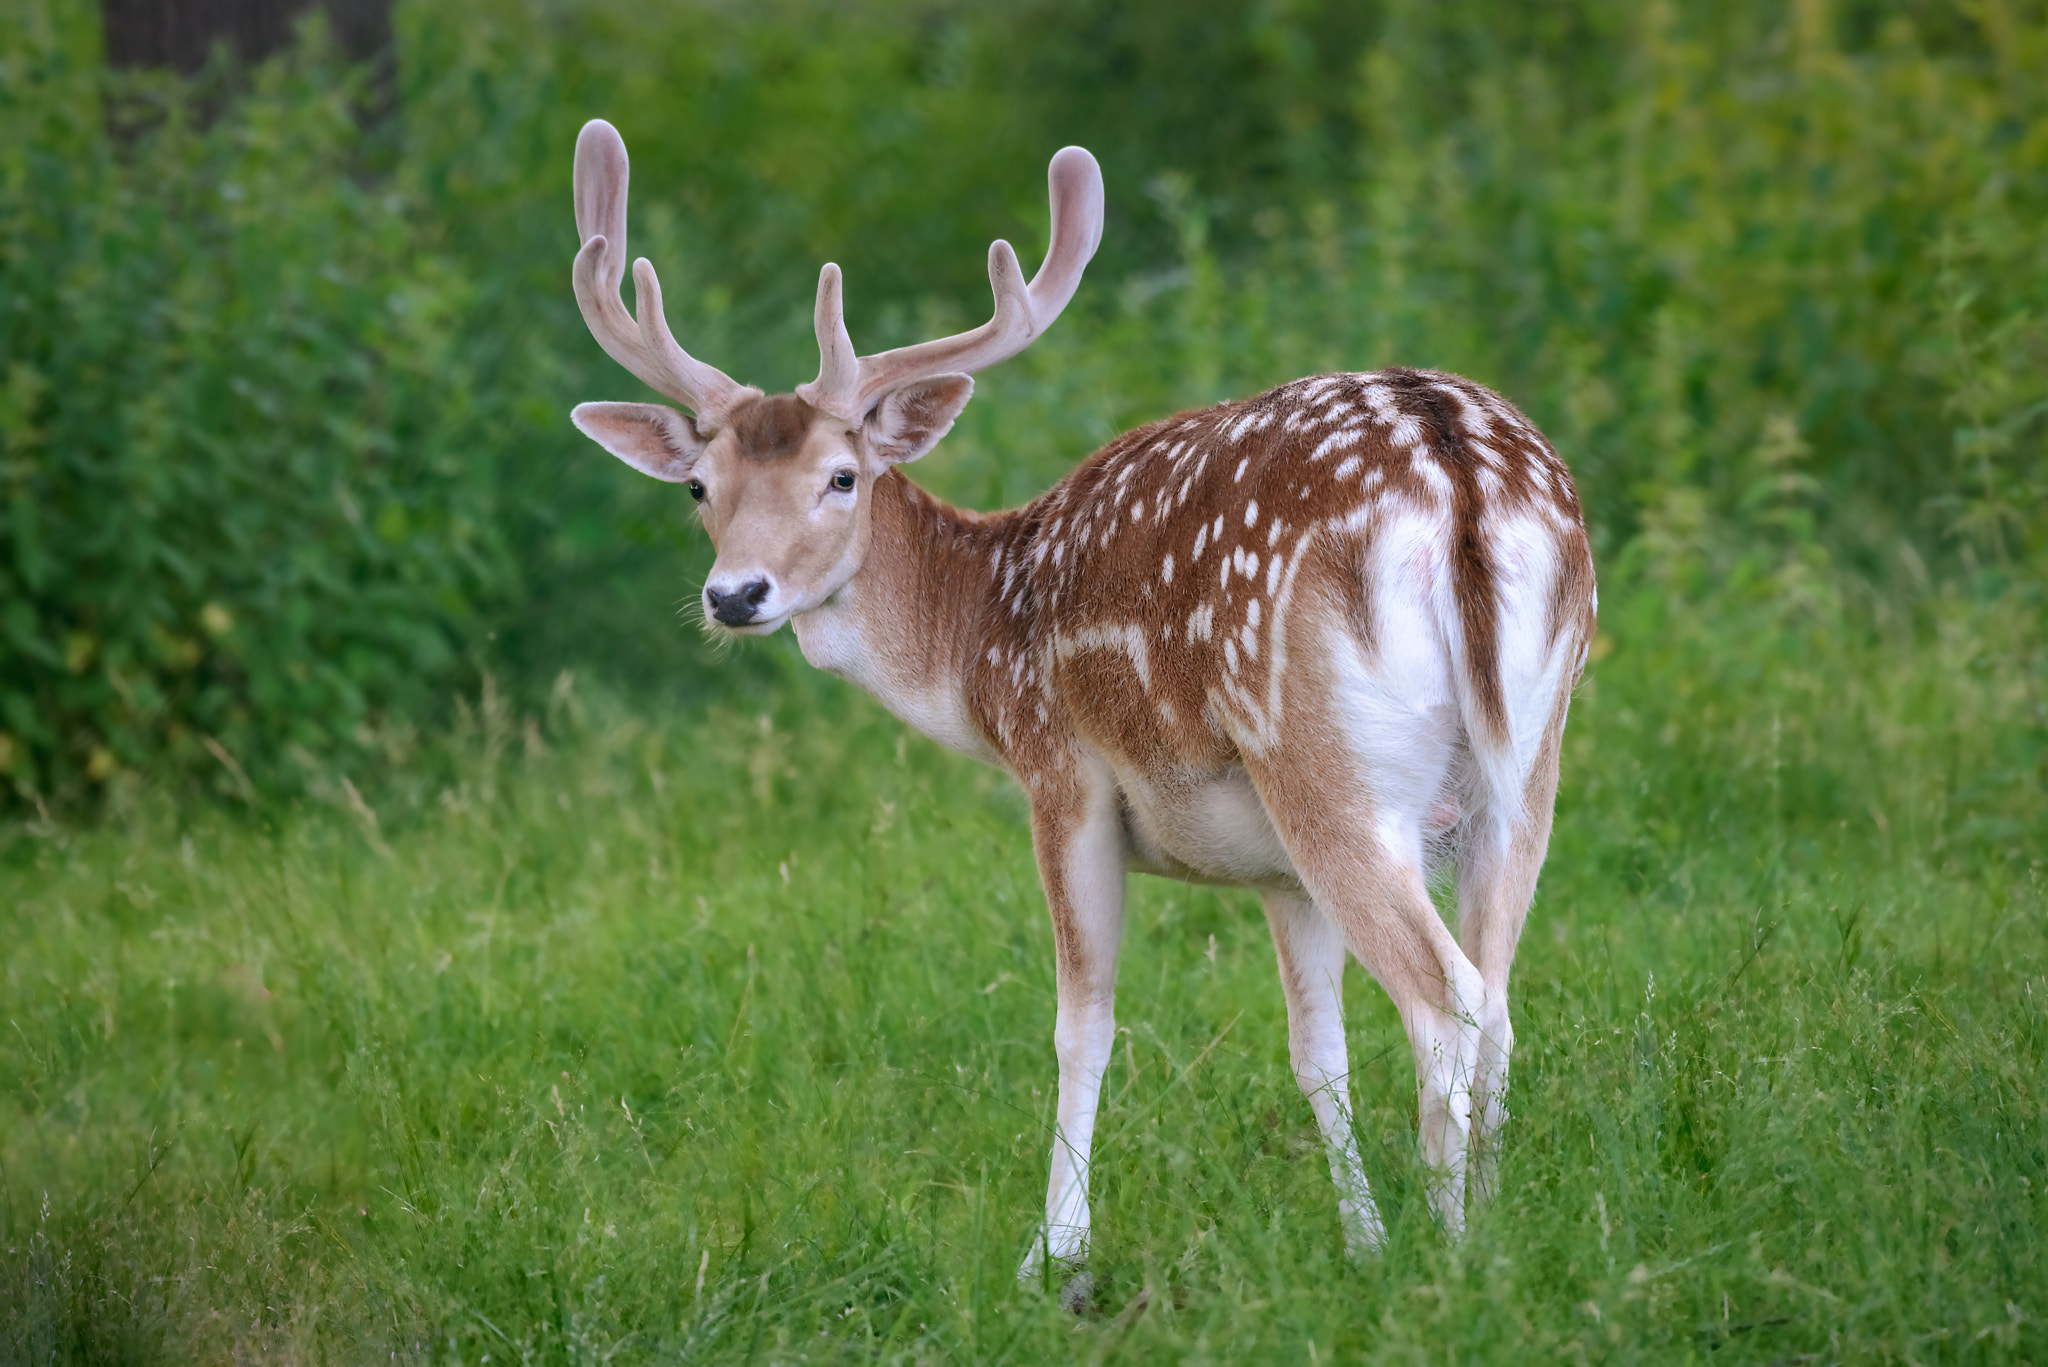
[705,578,771,626]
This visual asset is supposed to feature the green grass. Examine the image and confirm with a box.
[3,580,2044,1364]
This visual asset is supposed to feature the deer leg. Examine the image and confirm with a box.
[1261,889,1386,1261]
[1018,765,1127,1281]
[1456,710,1567,1208]
[1244,754,1485,1236]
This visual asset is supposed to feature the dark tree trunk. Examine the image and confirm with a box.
[100,0,391,73]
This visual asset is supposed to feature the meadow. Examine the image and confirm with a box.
[4,583,2043,1362]
[4,1,2047,1362]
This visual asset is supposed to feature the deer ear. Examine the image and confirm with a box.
[571,401,709,482]
[864,374,974,466]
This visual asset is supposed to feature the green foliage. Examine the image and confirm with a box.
[4,0,2046,803]
[0,9,513,805]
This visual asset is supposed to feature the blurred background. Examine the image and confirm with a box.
[0,0,2042,806]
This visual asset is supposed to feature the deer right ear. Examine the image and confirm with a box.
[570,401,709,483]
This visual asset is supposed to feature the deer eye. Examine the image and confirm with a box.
[831,470,856,492]
[687,479,706,502]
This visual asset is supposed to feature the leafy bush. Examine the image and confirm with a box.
[0,8,513,804]
[2,0,2043,812]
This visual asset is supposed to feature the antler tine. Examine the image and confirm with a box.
[810,263,862,409]
[798,146,1105,422]
[571,119,757,421]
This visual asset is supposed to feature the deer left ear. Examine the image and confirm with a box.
[864,374,974,466]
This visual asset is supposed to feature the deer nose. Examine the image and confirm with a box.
[705,577,772,626]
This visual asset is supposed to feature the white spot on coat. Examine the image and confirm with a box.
[1311,429,1361,461]
[1053,622,1152,688]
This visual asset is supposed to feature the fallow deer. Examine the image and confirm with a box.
[566,119,1596,1276]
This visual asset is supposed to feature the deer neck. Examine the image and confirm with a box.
[791,469,1009,763]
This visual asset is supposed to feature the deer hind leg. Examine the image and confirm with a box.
[1242,747,1486,1236]
[1455,694,1569,1208]
[1261,889,1386,1260]
[1017,761,1127,1282]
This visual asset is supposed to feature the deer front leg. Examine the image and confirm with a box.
[1017,763,1127,1282]
[1261,889,1387,1261]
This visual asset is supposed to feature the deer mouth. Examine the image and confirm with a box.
[710,611,790,638]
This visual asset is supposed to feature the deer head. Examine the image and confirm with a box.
[567,120,1104,633]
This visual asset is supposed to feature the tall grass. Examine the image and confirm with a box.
[2,577,2041,1360]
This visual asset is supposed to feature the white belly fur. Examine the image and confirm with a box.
[1113,763,1302,889]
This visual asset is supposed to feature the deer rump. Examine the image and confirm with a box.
[970,366,1593,896]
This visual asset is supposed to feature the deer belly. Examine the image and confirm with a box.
[1117,767,1301,889]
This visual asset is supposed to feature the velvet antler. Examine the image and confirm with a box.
[796,147,1105,422]
[571,119,760,421]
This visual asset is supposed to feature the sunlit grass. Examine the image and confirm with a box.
[3,585,2043,1364]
